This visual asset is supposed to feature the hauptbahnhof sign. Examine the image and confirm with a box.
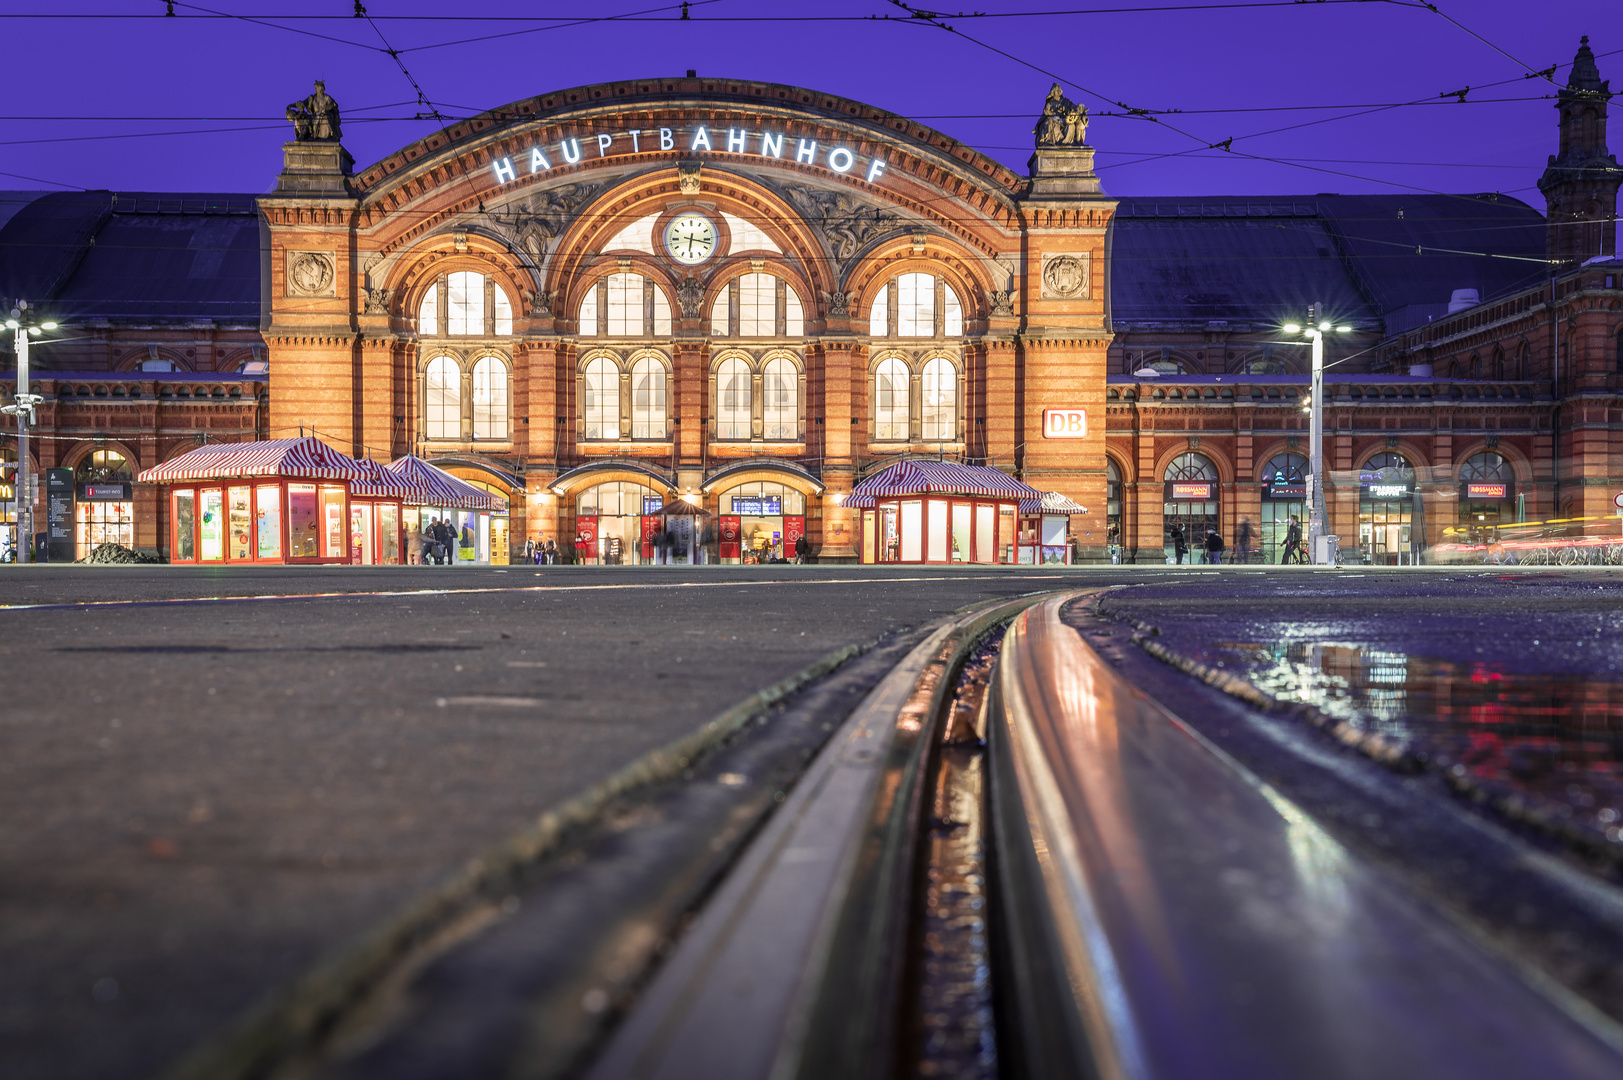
[492,124,889,186]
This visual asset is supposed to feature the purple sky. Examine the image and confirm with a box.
[3,0,1616,226]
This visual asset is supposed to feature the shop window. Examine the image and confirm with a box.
[425,357,460,440]
[471,357,508,440]
[869,274,963,339]
[874,357,909,441]
[583,356,619,440]
[576,480,664,565]
[710,274,804,337]
[717,356,751,440]
[632,356,668,439]
[921,357,957,440]
[1162,452,1219,562]
[762,356,798,441]
[174,491,195,561]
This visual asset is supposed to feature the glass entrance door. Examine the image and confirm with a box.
[1262,500,1304,563]
[1359,500,1412,564]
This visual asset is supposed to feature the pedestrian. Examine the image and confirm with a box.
[1205,527,1225,564]
[794,533,809,564]
[545,537,557,565]
[1170,523,1187,564]
[1282,514,1302,564]
[524,537,535,563]
[1236,517,1253,565]
[418,519,437,566]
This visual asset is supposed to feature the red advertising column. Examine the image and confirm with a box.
[576,515,598,564]
[719,515,741,561]
[640,515,661,560]
[783,515,805,558]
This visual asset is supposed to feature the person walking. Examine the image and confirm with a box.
[524,537,535,563]
[794,533,809,564]
[1169,523,1188,564]
[1205,527,1225,564]
[1282,514,1302,564]
[545,537,557,565]
[1236,517,1253,565]
[418,519,438,566]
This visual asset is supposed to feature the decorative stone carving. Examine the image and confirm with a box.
[452,229,468,253]
[1034,82,1087,148]
[1040,253,1089,299]
[524,289,555,317]
[362,286,392,315]
[989,290,1015,317]
[822,290,851,318]
[911,228,927,253]
[285,80,343,142]
[678,161,702,193]
[676,276,704,319]
[781,184,903,272]
[286,251,336,297]
[500,183,604,263]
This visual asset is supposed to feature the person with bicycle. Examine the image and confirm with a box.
[1281,514,1303,564]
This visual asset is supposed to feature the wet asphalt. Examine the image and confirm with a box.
[4,562,1623,1079]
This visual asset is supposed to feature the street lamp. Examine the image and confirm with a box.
[2,301,56,564]
[1281,303,1352,564]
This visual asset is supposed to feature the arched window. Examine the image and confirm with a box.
[943,284,963,337]
[579,286,599,337]
[583,356,619,440]
[921,357,956,441]
[762,357,798,440]
[418,271,514,337]
[425,356,460,440]
[717,357,751,440]
[738,273,775,336]
[1491,346,1505,380]
[75,449,133,484]
[1164,452,1218,483]
[1361,451,1413,483]
[632,356,667,439]
[869,274,963,339]
[1261,452,1308,487]
[897,273,935,336]
[447,271,482,335]
[1459,451,1511,483]
[578,273,670,338]
[606,272,643,336]
[869,284,889,336]
[874,357,909,441]
[710,274,804,337]
[471,357,508,440]
[418,287,438,334]
[1519,343,1532,380]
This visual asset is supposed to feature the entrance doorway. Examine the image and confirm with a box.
[1163,452,1219,563]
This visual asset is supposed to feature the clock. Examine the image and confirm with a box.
[664,212,718,265]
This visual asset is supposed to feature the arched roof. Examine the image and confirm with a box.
[703,458,826,495]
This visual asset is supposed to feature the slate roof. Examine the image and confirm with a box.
[1110,194,1549,335]
[0,190,262,324]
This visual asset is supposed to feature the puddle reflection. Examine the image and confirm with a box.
[1228,642,1623,831]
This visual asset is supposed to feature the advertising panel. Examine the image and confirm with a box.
[719,515,742,560]
[1166,481,1215,500]
[784,515,806,556]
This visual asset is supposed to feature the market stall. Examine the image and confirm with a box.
[1018,490,1088,564]
[350,459,410,565]
[849,460,1040,565]
[138,436,374,564]
[384,455,511,565]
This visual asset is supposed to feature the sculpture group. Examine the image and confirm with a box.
[1035,83,1088,147]
[286,80,342,142]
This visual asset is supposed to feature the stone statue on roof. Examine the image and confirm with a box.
[1035,83,1087,147]
[286,81,343,142]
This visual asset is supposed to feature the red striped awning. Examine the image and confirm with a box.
[1020,490,1089,515]
[351,458,416,499]
[383,455,508,511]
[848,461,1041,508]
[136,437,370,483]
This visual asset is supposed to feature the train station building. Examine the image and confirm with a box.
[1,39,1619,563]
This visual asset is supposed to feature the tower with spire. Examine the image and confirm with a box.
[1538,36,1622,265]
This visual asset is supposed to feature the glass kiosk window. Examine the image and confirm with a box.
[199,489,224,561]
[174,490,195,561]
[228,487,251,560]
[256,484,282,560]
[288,484,319,558]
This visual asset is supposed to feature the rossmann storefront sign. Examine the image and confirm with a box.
[492,124,890,185]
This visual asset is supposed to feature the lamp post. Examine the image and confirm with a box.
[3,302,56,564]
[1282,303,1351,564]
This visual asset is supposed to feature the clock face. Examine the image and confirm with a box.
[665,213,718,265]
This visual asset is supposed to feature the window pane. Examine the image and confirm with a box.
[897,273,934,337]
[418,286,438,335]
[722,212,781,253]
[472,357,508,439]
[738,273,774,337]
[711,283,730,336]
[718,357,751,440]
[447,271,482,335]
[579,285,598,336]
[493,288,513,336]
[943,284,962,337]
[607,273,643,336]
[584,357,618,440]
[652,287,672,335]
[869,284,888,336]
[784,287,804,337]
[604,212,659,253]
[426,357,460,439]
[921,357,955,440]
[875,357,909,441]
[763,357,797,440]
[632,357,667,439]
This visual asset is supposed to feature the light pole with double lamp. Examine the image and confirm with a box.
[1281,303,1352,564]
[2,302,58,564]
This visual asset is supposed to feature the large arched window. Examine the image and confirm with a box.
[578,273,671,338]
[632,356,668,439]
[1360,451,1414,485]
[921,357,957,441]
[717,357,752,440]
[75,449,133,484]
[1261,451,1307,488]
[868,274,963,338]
[471,357,508,440]
[1459,451,1511,484]
[874,357,909,441]
[762,357,798,441]
[710,274,805,338]
[417,271,513,337]
[425,356,460,440]
[583,356,619,440]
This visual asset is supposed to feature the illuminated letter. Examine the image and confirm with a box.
[727,128,746,153]
[865,157,887,184]
[761,131,783,158]
[492,157,516,184]
[660,127,674,150]
[828,147,854,173]
[529,146,551,173]
[796,138,817,164]
[596,133,614,157]
[691,126,712,152]
[629,129,640,152]
[560,138,582,164]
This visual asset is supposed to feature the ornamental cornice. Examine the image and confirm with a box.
[264,334,358,347]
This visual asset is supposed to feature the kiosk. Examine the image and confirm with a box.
[851,461,1039,565]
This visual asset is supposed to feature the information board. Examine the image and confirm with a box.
[45,468,74,562]
[731,495,783,515]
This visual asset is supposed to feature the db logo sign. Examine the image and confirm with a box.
[1042,408,1088,438]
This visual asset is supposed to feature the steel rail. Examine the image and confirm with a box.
[988,594,1623,1080]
